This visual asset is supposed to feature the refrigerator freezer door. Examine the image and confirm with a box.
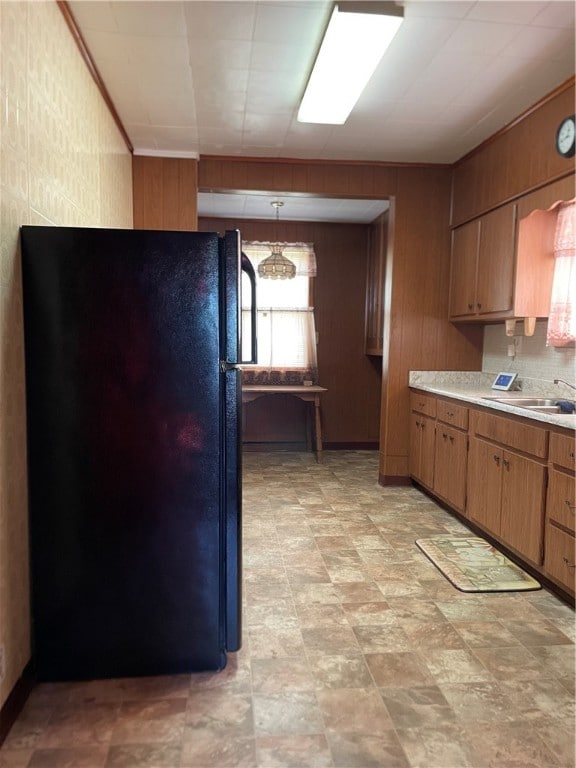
[21,226,232,679]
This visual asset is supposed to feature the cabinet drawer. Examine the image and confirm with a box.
[437,399,468,430]
[470,410,548,458]
[410,392,437,418]
[544,523,576,594]
[549,432,576,472]
[547,468,576,533]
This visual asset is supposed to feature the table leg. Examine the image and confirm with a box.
[314,396,323,463]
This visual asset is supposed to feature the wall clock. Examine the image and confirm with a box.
[556,115,575,158]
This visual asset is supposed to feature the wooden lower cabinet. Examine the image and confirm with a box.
[467,437,502,535]
[467,435,545,566]
[434,424,467,512]
[409,412,435,489]
[544,432,576,595]
[499,450,546,565]
[410,389,574,597]
[544,523,576,593]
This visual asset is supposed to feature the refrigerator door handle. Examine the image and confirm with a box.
[240,252,257,365]
[219,360,238,373]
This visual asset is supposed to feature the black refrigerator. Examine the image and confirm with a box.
[20,226,256,681]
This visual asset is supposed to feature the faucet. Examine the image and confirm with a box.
[554,378,576,393]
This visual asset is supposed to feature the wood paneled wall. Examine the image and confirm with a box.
[199,216,381,447]
[197,159,483,482]
[133,156,198,230]
[451,79,575,225]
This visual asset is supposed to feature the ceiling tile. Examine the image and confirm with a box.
[184,1,257,40]
[466,1,547,24]
[111,1,187,36]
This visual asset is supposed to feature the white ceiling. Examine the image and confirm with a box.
[197,191,390,222]
[68,0,575,220]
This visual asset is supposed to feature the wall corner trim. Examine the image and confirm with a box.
[56,0,133,154]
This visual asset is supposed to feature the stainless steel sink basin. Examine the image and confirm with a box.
[482,396,576,414]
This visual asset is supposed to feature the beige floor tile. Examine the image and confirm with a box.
[379,686,457,729]
[180,732,257,767]
[365,652,437,688]
[317,688,394,734]
[463,720,563,767]
[326,730,409,767]
[255,734,333,767]
[307,653,373,689]
[252,692,324,736]
[250,657,316,694]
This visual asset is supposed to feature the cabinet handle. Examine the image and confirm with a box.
[562,557,576,569]
[564,500,576,511]
[467,303,473,310]
[442,433,448,440]
[493,454,500,465]
[449,436,454,443]
[503,458,510,469]
[570,451,575,459]
[477,302,482,309]
[447,411,454,417]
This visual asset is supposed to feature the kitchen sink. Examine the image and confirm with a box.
[482,396,576,414]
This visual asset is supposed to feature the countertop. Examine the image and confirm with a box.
[409,371,576,430]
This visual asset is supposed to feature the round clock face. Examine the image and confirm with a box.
[556,116,576,158]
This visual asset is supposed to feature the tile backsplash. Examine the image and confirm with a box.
[483,320,575,385]
[0,0,133,708]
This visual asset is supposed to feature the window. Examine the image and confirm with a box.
[241,242,318,385]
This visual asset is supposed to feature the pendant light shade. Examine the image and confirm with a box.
[257,201,297,280]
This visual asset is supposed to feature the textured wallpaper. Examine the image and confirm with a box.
[0,0,133,707]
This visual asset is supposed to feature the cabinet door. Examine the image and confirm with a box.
[433,427,451,501]
[364,214,386,355]
[433,425,467,512]
[447,428,468,512]
[409,412,423,480]
[544,523,576,594]
[410,413,435,488]
[419,414,436,489]
[449,220,479,317]
[476,204,516,315]
[546,468,576,533]
[500,450,545,566]
[467,437,501,533]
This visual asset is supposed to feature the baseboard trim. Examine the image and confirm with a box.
[0,663,35,748]
[323,442,379,450]
[378,473,411,486]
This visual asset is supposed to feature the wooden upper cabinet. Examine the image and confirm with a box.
[449,204,516,320]
[449,200,563,322]
[449,220,479,317]
[364,212,387,355]
[476,204,516,314]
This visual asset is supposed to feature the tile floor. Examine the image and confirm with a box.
[0,451,574,768]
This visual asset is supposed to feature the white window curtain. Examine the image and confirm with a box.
[547,200,576,347]
[241,241,318,385]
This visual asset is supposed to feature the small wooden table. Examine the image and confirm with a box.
[241,385,327,462]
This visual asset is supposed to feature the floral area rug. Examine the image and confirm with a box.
[415,535,541,592]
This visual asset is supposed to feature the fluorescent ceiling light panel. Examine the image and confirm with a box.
[298,2,403,125]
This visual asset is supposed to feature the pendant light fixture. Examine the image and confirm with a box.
[257,201,297,280]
